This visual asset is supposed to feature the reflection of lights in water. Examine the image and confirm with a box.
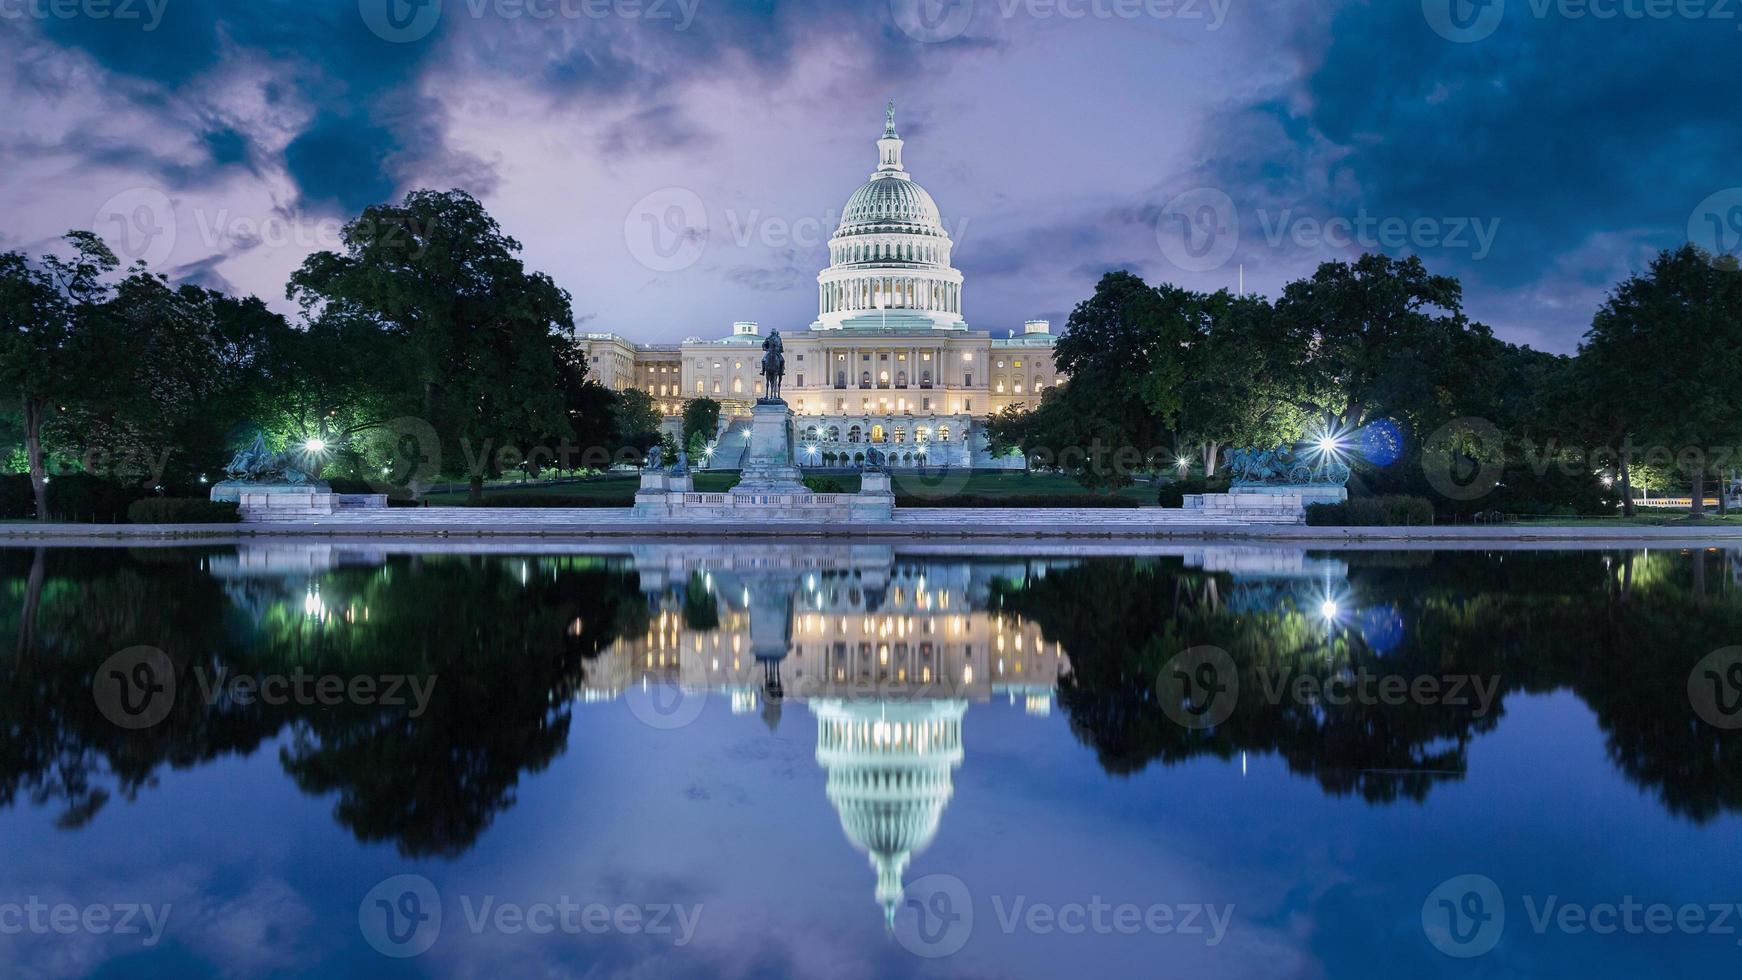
[303,587,325,620]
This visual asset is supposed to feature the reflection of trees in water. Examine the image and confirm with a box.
[0,549,647,855]
[996,551,1742,820]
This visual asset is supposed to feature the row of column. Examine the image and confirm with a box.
[820,277,959,315]
[827,345,949,388]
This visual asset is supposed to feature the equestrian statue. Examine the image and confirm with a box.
[760,329,786,402]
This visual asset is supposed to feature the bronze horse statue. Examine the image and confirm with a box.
[760,330,785,402]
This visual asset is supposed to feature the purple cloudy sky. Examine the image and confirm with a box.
[0,0,1736,353]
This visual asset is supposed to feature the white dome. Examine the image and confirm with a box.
[838,177,946,237]
[813,103,967,332]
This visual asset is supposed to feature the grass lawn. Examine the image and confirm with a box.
[422,470,1152,506]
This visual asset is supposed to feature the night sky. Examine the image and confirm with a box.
[1,0,1735,352]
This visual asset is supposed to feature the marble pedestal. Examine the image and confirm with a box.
[734,399,808,494]
[632,401,895,522]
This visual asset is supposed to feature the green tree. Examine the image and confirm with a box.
[1175,290,1302,473]
[288,190,573,503]
[611,388,663,461]
[682,398,721,454]
[1032,272,1194,489]
[51,275,288,489]
[1581,245,1742,516]
[0,232,119,519]
[1269,254,1495,436]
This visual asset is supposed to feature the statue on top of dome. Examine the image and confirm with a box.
[885,99,897,137]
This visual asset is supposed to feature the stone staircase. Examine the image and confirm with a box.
[703,418,753,470]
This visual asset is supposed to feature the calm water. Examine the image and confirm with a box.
[2,542,1740,978]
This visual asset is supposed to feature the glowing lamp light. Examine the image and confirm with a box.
[303,437,328,454]
[1320,599,1340,620]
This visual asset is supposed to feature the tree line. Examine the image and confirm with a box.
[991,248,1742,516]
[0,190,670,516]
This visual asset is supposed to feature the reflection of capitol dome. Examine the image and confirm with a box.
[812,699,967,926]
[814,103,967,332]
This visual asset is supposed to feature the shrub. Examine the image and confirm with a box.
[803,476,847,494]
[46,474,145,523]
[127,498,242,524]
[0,473,33,519]
[1305,494,1434,526]
[896,494,1140,509]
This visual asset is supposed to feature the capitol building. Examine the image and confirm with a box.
[580,105,1063,468]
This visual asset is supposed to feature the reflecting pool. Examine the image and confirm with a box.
[1,542,1740,978]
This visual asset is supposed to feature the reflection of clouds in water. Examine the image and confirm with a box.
[0,867,313,980]
[177,877,316,978]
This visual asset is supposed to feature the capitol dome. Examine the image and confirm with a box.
[813,103,967,332]
[812,698,968,927]
[839,176,945,237]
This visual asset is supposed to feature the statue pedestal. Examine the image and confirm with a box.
[236,486,339,520]
[851,471,896,521]
[1236,484,1348,507]
[733,399,807,494]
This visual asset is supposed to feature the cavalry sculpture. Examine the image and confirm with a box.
[1227,444,1351,487]
[223,433,316,485]
[760,329,786,402]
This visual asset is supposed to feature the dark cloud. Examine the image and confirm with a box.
[1198,2,1740,345]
